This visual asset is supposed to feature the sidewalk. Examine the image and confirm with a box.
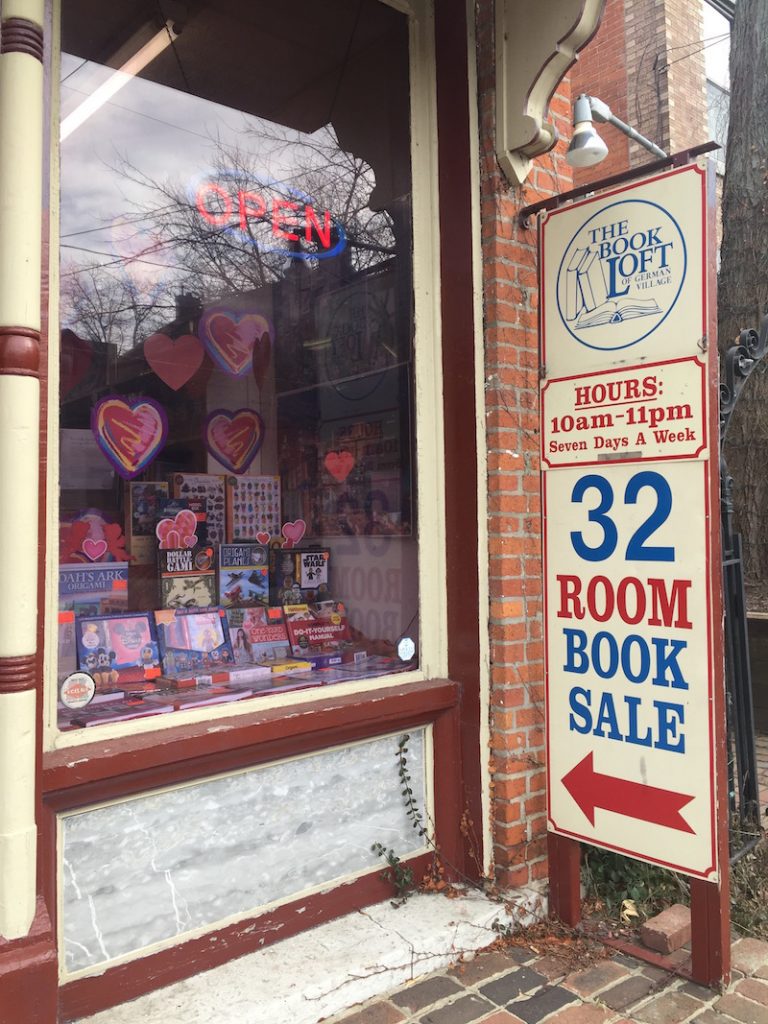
[74,890,768,1024]
[329,934,768,1024]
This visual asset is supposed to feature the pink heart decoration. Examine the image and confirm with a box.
[82,538,108,562]
[60,329,92,396]
[252,331,272,389]
[204,408,265,474]
[324,450,355,483]
[256,531,271,544]
[156,510,199,550]
[144,332,204,390]
[282,519,306,549]
[92,396,168,481]
[199,306,272,377]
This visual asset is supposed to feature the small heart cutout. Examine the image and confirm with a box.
[282,519,306,548]
[82,538,108,561]
[324,450,355,483]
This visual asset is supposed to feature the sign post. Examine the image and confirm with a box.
[539,160,729,984]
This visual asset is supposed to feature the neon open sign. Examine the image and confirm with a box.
[193,174,346,260]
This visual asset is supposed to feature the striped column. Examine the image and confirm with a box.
[0,0,44,940]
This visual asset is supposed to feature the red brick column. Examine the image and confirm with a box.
[475,0,574,889]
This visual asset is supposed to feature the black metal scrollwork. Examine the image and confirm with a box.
[720,314,768,440]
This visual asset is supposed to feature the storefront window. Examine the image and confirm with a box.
[56,0,418,729]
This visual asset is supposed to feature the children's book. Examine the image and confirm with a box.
[268,547,331,605]
[226,475,281,542]
[126,482,169,563]
[158,545,217,608]
[59,562,129,616]
[75,612,162,691]
[283,601,352,659]
[219,544,269,608]
[172,473,227,547]
[225,606,291,664]
[154,608,235,677]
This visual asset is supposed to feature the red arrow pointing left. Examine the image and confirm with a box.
[562,752,695,834]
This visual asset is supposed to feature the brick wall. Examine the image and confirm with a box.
[572,0,630,188]
[572,0,708,177]
[476,0,575,889]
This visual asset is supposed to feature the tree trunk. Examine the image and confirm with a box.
[719,0,768,600]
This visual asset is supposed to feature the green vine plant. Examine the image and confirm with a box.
[371,733,495,906]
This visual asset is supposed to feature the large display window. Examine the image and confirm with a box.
[54,0,427,732]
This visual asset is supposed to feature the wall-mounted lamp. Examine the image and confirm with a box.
[566,94,667,169]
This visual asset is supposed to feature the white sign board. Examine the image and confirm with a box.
[541,164,720,879]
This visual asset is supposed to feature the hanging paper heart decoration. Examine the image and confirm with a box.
[281,519,306,549]
[60,329,93,396]
[203,408,265,474]
[144,332,204,390]
[252,331,272,389]
[91,396,168,481]
[156,509,199,550]
[81,538,108,562]
[256,531,271,544]
[324,449,355,483]
[199,306,272,377]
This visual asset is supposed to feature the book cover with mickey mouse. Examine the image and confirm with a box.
[75,612,162,691]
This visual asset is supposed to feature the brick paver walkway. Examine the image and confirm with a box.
[328,937,768,1024]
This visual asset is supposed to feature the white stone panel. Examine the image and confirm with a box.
[61,730,426,974]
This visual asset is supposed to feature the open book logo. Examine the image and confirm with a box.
[555,198,687,352]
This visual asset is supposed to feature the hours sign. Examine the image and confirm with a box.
[540,163,721,879]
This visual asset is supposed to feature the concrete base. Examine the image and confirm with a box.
[74,887,545,1024]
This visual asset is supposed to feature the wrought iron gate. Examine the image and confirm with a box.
[720,316,768,861]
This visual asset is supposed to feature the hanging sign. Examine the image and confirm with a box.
[540,163,721,879]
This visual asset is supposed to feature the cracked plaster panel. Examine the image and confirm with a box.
[61,730,426,974]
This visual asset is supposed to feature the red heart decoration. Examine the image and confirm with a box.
[204,408,265,474]
[60,329,92,396]
[92,396,168,481]
[324,450,355,483]
[200,306,272,377]
[256,531,270,544]
[282,519,306,548]
[82,538,108,561]
[252,331,272,389]
[156,510,199,550]
[144,332,204,390]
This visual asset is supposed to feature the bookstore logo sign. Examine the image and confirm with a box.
[556,198,687,351]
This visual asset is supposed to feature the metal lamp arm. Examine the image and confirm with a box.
[586,95,668,160]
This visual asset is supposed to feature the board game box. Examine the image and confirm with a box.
[219,544,269,607]
[154,607,235,676]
